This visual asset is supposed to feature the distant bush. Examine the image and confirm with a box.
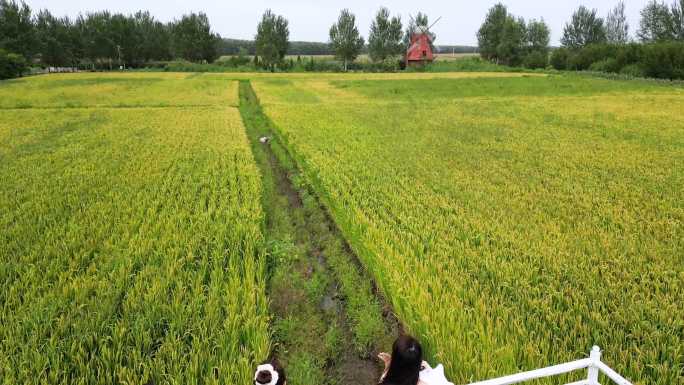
[589,58,620,73]
[301,57,344,72]
[640,42,684,80]
[146,54,544,74]
[523,51,549,69]
[0,50,28,80]
[153,55,404,73]
[216,53,252,68]
[575,45,619,71]
[615,44,643,70]
[550,48,570,70]
[421,57,518,72]
[554,42,684,80]
[161,60,258,73]
[363,57,401,72]
[619,64,645,78]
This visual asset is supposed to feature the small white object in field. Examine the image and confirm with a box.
[259,136,271,144]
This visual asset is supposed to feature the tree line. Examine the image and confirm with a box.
[252,8,440,71]
[477,1,684,77]
[219,39,335,56]
[558,0,684,47]
[477,4,551,68]
[0,0,220,72]
[1,1,442,75]
[218,39,475,58]
[3,0,684,78]
[328,8,442,70]
[218,38,478,56]
[552,0,684,79]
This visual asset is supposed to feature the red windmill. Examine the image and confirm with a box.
[406,15,441,66]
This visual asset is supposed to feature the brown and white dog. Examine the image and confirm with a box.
[254,360,286,385]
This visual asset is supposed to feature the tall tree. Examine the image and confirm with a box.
[110,13,141,66]
[477,3,509,62]
[478,5,549,67]
[497,16,528,66]
[523,18,551,69]
[171,12,220,62]
[82,11,117,67]
[368,7,403,62]
[135,11,171,62]
[34,9,75,67]
[0,48,28,78]
[404,12,436,50]
[670,0,684,39]
[0,0,35,59]
[329,9,364,71]
[69,15,86,65]
[638,0,675,42]
[561,6,607,48]
[606,1,630,43]
[255,9,289,71]
[526,18,551,53]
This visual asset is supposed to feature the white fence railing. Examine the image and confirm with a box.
[467,346,633,385]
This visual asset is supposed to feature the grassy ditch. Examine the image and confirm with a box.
[239,80,398,384]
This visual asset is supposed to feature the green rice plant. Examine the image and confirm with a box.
[253,74,684,385]
[0,72,238,109]
[3,70,682,385]
[0,76,268,384]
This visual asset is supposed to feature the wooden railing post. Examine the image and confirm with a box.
[587,346,601,385]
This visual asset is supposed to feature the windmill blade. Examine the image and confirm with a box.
[408,14,426,39]
[427,16,442,31]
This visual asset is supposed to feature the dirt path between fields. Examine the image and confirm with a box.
[239,80,400,385]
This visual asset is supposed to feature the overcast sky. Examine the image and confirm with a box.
[25,1,653,46]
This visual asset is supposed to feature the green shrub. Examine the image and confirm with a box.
[523,51,548,69]
[558,42,684,80]
[364,58,401,72]
[304,59,344,72]
[569,46,600,70]
[619,64,645,78]
[640,42,684,80]
[615,43,643,69]
[589,58,620,73]
[550,48,569,70]
[0,50,28,80]
[160,60,259,73]
[422,57,515,72]
[217,55,252,68]
[588,60,606,72]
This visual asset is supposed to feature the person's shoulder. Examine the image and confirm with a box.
[419,363,454,385]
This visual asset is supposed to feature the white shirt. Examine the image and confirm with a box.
[419,362,454,385]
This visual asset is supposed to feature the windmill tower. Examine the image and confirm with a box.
[406,15,441,66]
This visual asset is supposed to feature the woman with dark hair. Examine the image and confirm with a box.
[378,335,423,385]
[378,335,454,385]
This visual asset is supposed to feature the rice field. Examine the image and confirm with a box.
[2,71,682,385]
[252,74,684,385]
[0,74,268,384]
[0,72,238,108]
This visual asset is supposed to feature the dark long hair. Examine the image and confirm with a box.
[380,335,423,385]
